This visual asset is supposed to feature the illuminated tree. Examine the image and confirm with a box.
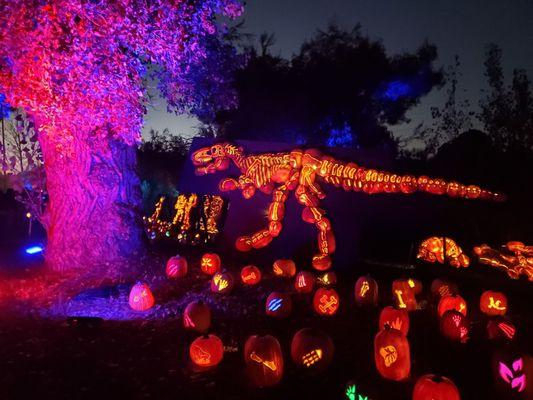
[0,0,243,272]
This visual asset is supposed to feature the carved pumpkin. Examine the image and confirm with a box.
[294,271,315,293]
[354,275,379,306]
[313,287,340,316]
[392,279,418,311]
[487,317,516,341]
[244,334,284,387]
[379,306,410,336]
[492,349,529,396]
[438,294,468,317]
[374,326,410,381]
[273,259,296,278]
[200,253,221,275]
[480,290,508,316]
[165,255,188,279]
[240,265,261,285]
[412,374,461,400]
[440,310,469,343]
[183,300,211,333]
[430,278,458,299]
[128,282,155,311]
[266,292,292,318]
[210,271,234,294]
[290,328,334,372]
[317,271,337,286]
[189,334,224,368]
[312,253,332,271]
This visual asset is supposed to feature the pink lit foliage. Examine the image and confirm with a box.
[0,0,243,271]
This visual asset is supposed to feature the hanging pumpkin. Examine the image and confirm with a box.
[210,271,234,294]
[374,326,411,381]
[272,259,296,278]
[313,287,340,316]
[244,334,284,387]
[440,310,469,343]
[354,275,379,306]
[412,374,461,400]
[438,294,468,317]
[189,334,224,368]
[201,253,221,275]
[294,271,315,293]
[430,278,458,299]
[183,300,211,333]
[317,271,337,286]
[487,317,516,341]
[165,255,188,279]
[241,265,262,285]
[379,306,410,335]
[491,349,529,397]
[290,328,334,372]
[265,292,293,318]
[392,280,418,311]
[128,282,155,311]
[480,290,508,316]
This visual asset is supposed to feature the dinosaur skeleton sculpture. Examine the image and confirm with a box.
[192,143,505,270]
[474,241,533,281]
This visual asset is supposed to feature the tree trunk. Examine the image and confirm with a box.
[39,134,144,273]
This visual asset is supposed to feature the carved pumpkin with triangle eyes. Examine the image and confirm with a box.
[412,374,461,400]
[374,325,410,381]
[128,282,155,311]
[244,334,284,387]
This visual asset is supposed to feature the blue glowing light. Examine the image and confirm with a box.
[25,245,44,255]
[382,80,412,101]
[267,298,282,312]
[326,122,354,147]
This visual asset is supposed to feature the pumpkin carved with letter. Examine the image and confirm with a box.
[480,290,508,316]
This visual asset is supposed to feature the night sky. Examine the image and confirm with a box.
[142,0,533,141]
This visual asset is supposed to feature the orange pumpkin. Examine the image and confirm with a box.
[430,278,458,299]
[294,271,315,293]
[487,317,516,341]
[374,326,411,381]
[128,282,155,311]
[166,255,188,278]
[440,310,469,343]
[200,253,221,275]
[273,259,296,278]
[317,271,337,286]
[480,290,508,316]
[189,334,224,368]
[438,295,467,317]
[244,334,284,387]
[266,292,292,318]
[392,279,418,311]
[413,375,461,400]
[183,300,211,333]
[312,254,332,271]
[290,328,334,372]
[210,271,234,294]
[240,265,262,285]
[354,275,379,305]
[313,287,340,316]
[379,306,410,335]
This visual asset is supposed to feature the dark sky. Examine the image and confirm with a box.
[143,0,533,141]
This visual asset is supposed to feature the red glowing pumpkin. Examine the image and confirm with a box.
[438,294,467,317]
[183,300,211,333]
[244,334,284,387]
[487,317,516,341]
[312,253,332,271]
[379,306,410,335]
[294,271,315,293]
[200,253,221,275]
[480,290,508,316]
[266,292,292,318]
[165,255,188,278]
[210,271,234,294]
[128,282,155,311]
[189,334,224,368]
[374,325,411,381]
[354,275,379,306]
[392,279,418,311]
[272,259,296,278]
[240,265,262,285]
[412,374,461,400]
[313,287,340,316]
[290,328,334,372]
[440,310,469,343]
[430,278,458,299]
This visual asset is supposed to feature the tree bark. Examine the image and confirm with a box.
[39,134,144,273]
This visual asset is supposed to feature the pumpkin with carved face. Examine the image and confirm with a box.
[440,310,469,343]
[189,334,224,368]
[290,328,334,372]
[244,334,284,387]
[354,275,379,306]
[200,253,221,275]
[240,265,261,285]
[480,290,508,316]
[412,374,461,400]
[166,255,188,279]
[379,306,409,335]
[438,294,468,317]
[183,300,211,333]
[374,325,410,381]
[210,271,234,294]
[128,282,155,311]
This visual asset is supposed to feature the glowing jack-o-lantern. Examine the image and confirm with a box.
[492,350,529,396]
[290,328,334,372]
[244,334,284,387]
[210,271,234,294]
[294,271,315,293]
[438,294,468,317]
[480,290,508,316]
[354,275,378,306]
[487,317,516,341]
[183,300,211,333]
[374,325,410,381]
[273,259,296,278]
[412,374,461,400]
[189,334,224,368]
[201,253,221,275]
[379,306,410,336]
[392,279,419,311]
[430,278,458,299]
[317,271,337,286]
[313,288,340,316]
[241,265,262,285]
[440,310,469,343]
[129,282,155,311]
[266,292,292,318]
[166,255,188,278]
